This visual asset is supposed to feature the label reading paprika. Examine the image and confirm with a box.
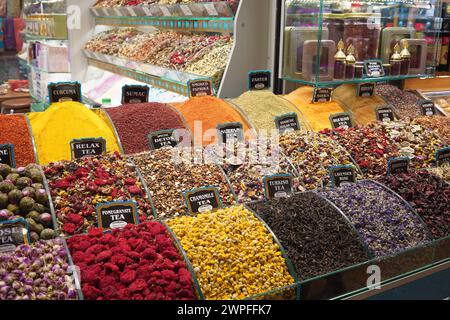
[312,88,332,103]
[364,59,385,78]
[96,201,139,232]
[121,85,149,104]
[70,138,106,160]
[0,219,30,253]
[48,82,82,103]
[275,113,300,134]
[217,123,244,144]
[388,157,410,175]
[263,174,294,200]
[376,106,396,122]
[357,83,375,97]
[420,100,437,116]
[0,144,16,167]
[329,113,353,129]
[147,130,179,150]
[436,147,450,166]
[248,70,271,90]
[329,165,357,188]
[184,187,223,214]
[188,79,213,97]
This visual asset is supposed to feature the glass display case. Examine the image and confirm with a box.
[281,0,443,87]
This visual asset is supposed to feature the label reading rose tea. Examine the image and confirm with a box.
[121,85,149,104]
[248,70,271,90]
[388,157,410,175]
[357,83,375,97]
[48,82,82,103]
[376,106,396,122]
[217,123,244,144]
[329,113,353,129]
[183,187,223,214]
[0,219,30,253]
[188,79,213,97]
[312,88,332,103]
[263,174,294,200]
[0,144,16,167]
[420,100,437,116]
[275,113,300,134]
[147,130,179,150]
[70,138,106,160]
[329,165,357,188]
[364,59,385,78]
[96,201,139,232]
[436,147,450,166]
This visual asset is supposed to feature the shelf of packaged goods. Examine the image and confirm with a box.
[24,14,68,40]
[20,31,68,42]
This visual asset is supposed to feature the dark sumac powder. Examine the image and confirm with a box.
[247,192,369,281]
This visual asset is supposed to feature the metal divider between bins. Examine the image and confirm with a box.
[38,165,60,237]
[61,237,85,300]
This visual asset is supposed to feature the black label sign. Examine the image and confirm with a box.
[420,100,437,116]
[148,130,179,150]
[275,113,300,134]
[329,166,357,188]
[70,138,106,160]
[364,60,385,78]
[388,157,410,175]
[357,83,375,97]
[96,201,139,231]
[436,148,450,166]
[248,70,271,90]
[330,113,353,129]
[263,174,294,200]
[0,219,29,253]
[376,106,396,122]
[188,79,213,97]
[121,85,149,104]
[0,144,15,167]
[217,123,244,144]
[312,88,332,103]
[184,187,222,214]
[48,82,82,103]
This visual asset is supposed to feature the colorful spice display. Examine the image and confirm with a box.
[84,28,141,56]
[0,114,36,167]
[28,102,121,165]
[0,163,55,242]
[0,238,78,300]
[167,206,295,300]
[319,180,431,257]
[67,222,197,300]
[412,116,450,145]
[377,170,450,240]
[44,152,153,236]
[94,0,240,12]
[430,163,450,182]
[375,84,422,120]
[106,103,189,154]
[248,193,369,281]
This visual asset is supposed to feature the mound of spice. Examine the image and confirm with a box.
[171,96,252,146]
[106,103,189,154]
[28,102,121,165]
[375,84,422,120]
[67,222,197,300]
[167,206,295,300]
[412,116,450,145]
[0,114,36,167]
[131,148,235,219]
[376,170,450,240]
[248,193,369,281]
[0,238,78,300]
[44,152,153,236]
[319,180,431,257]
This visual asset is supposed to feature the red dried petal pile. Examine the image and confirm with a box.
[67,222,197,300]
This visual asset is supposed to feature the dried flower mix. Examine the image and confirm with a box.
[167,206,295,300]
[430,163,450,182]
[375,84,423,120]
[412,116,450,145]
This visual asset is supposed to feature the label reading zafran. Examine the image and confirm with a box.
[96,201,139,231]
[184,187,222,214]
[0,219,29,253]
[388,157,410,175]
[217,123,244,144]
[364,60,385,78]
[121,85,149,104]
[329,166,357,188]
[48,82,82,103]
[357,83,375,97]
[0,144,16,167]
[420,100,437,116]
[436,147,450,166]
[147,130,179,150]
[312,88,332,103]
[248,70,271,91]
[263,174,294,200]
[70,138,106,160]
[329,113,353,129]
[275,113,300,134]
[376,106,396,122]
[188,79,213,97]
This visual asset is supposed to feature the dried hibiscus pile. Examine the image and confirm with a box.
[67,222,198,300]
[44,152,153,236]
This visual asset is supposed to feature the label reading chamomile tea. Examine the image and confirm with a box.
[263,174,294,200]
[96,201,139,232]
[184,187,222,214]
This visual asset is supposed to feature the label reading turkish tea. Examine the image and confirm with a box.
[0,219,30,253]
[357,83,375,97]
[388,157,410,175]
[329,166,357,188]
[121,85,149,104]
[436,147,450,166]
[70,138,106,160]
[48,82,82,103]
[147,130,179,150]
[184,187,222,214]
[364,59,385,78]
[376,106,396,122]
[329,113,353,129]
[248,70,271,90]
[312,88,332,103]
[188,79,213,97]
[0,144,16,167]
[96,201,139,232]
[420,100,437,116]
[275,113,300,134]
[217,123,244,144]
[263,174,294,200]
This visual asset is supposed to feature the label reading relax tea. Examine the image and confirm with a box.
[188,79,213,97]
[48,82,82,103]
[436,147,450,166]
[263,174,294,200]
[248,70,271,90]
[312,88,332,103]
[376,106,396,122]
[357,83,375,97]
[217,123,244,145]
[0,219,30,253]
[364,60,385,78]
[0,144,16,167]
[275,113,300,134]
[184,187,222,214]
[147,130,179,150]
[420,100,437,116]
[388,157,410,175]
[329,166,357,188]
[70,138,106,160]
[121,85,149,104]
[329,113,353,129]
[96,201,139,231]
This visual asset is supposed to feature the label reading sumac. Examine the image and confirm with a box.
[48,82,82,103]
[275,113,300,134]
[96,201,139,231]
[357,83,375,97]
[420,100,437,116]
[329,166,357,188]
[376,106,396,122]
[122,85,149,104]
[188,79,213,97]
[312,88,332,103]
[388,157,410,175]
[364,60,385,78]
[184,187,222,214]
[248,70,271,90]
[436,148,450,166]
[0,144,16,167]
[330,113,353,129]
[70,138,106,160]
[0,219,29,253]
[148,130,179,150]
[263,174,294,200]
[217,123,244,144]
